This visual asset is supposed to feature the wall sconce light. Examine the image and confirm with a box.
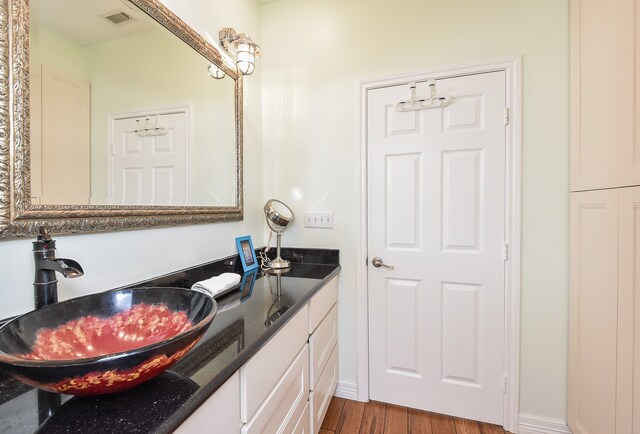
[219,27,262,76]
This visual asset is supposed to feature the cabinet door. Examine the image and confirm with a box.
[310,346,338,434]
[620,187,640,434]
[569,189,620,434]
[570,0,640,191]
[309,305,338,389]
[308,276,338,334]
[241,345,309,434]
[240,307,308,422]
[174,371,242,434]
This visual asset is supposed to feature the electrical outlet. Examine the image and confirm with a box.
[304,211,334,229]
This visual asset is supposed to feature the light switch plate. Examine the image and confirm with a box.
[304,211,334,229]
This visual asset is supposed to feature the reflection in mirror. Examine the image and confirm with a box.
[29,0,236,207]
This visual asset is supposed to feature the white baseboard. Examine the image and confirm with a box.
[333,380,358,401]
[519,415,572,434]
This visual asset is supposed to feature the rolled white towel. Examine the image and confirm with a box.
[191,272,241,297]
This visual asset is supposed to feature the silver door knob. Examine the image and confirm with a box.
[371,257,395,270]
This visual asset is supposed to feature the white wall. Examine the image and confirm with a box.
[30,25,87,79]
[0,0,263,318]
[259,0,569,423]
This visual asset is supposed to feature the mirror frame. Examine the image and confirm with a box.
[0,0,244,239]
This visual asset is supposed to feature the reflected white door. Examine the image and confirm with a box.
[35,65,91,205]
[110,110,188,205]
[367,71,506,424]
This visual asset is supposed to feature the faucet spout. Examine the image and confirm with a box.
[38,258,84,279]
[32,228,84,309]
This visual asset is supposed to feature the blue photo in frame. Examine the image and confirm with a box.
[236,235,258,271]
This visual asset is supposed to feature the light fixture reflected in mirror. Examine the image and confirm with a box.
[219,27,262,76]
[207,63,226,79]
[263,199,294,271]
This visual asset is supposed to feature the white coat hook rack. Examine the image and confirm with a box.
[134,115,168,137]
[395,80,451,112]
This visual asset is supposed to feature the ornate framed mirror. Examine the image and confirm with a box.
[0,0,244,239]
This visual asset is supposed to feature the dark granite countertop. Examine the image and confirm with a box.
[0,248,340,433]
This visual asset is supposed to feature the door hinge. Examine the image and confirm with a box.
[503,243,509,261]
[365,257,368,266]
[504,107,510,126]
[110,143,115,156]
[502,375,507,394]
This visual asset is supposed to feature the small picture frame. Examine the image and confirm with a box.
[240,269,259,301]
[236,235,258,271]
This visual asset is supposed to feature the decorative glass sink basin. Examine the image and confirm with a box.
[0,287,216,395]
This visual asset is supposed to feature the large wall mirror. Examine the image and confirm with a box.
[0,0,244,238]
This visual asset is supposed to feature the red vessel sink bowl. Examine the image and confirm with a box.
[0,287,216,395]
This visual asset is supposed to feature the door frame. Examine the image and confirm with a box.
[355,56,522,432]
[106,103,193,205]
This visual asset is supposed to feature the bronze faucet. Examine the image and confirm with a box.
[32,227,84,309]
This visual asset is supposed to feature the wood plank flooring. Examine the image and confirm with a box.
[320,398,508,434]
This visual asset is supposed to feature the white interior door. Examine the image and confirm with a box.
[367,71,506,424]
[110,110,188,205]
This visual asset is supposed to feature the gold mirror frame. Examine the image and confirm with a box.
[0,0,244,239]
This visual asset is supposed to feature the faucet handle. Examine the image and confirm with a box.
[38,226,52,242]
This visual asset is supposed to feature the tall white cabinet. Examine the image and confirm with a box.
[570,188,640,434]
[569,0,640,433]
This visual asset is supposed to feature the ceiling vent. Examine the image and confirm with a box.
[102,10,133,25]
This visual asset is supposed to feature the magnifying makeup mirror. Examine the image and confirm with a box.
[263,199,294,271]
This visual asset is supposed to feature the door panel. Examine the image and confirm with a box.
[442,282,481,385]
[384,278,422,377]
[569,189,620,434]
[386,154,421,248]
[367,71,506,424]
[570,0,638,191]
[442,149,482,251]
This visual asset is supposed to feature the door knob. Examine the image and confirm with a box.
[371,257,395,270]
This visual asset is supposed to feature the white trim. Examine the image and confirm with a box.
[106,103,193,205]
[333,381,358,401]
[355,56,523,432]
[519,415,572,434]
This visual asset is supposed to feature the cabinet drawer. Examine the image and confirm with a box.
[241,307,308,422]
[241,345,309,434]
[309,304,338,389]
[309,276,338,334]
[309,345,338,434]
[292,401,311,434]
[175,371,241,434]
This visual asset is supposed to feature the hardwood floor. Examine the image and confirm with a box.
[320,398,508,434]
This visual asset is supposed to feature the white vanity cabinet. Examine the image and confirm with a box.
[241,275,339,434]
[307,277,338,434]
[174,275,339,434]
